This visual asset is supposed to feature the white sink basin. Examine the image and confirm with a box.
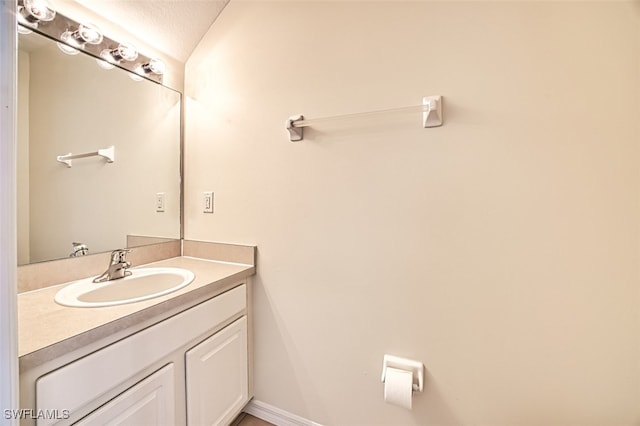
[54,267,195,308]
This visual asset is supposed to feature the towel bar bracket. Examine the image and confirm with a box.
[286,114,304,142]
[423,95,443,128]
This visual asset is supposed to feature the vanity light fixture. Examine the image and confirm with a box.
[101,43,139,64]
[60,23,103,49]
[137,58,166,76]
[17,0,56,27]
[16,5,165,84]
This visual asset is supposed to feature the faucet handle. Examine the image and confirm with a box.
[111,248,132,263]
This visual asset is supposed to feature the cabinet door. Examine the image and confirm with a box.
[186,316,248,426]
[74,364,175,426]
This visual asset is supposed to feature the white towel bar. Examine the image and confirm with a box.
[286,95,443,142]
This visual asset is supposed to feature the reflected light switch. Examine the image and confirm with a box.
[155,192,165,212]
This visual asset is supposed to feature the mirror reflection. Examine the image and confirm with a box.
[17,31,181,266]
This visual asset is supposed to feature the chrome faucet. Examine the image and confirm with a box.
[93,249,132,283]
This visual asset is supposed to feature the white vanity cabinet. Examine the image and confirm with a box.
[186,317,248,425]
[30,283,251,426]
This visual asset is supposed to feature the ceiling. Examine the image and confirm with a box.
[74,0,230,62]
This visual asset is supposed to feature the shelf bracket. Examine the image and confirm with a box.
[57,146,115,168]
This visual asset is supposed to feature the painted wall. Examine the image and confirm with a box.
[185,2,640,424]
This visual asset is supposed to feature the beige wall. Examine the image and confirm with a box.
[185,2,640,424]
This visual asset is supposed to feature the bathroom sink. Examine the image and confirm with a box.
[54,267,195,308]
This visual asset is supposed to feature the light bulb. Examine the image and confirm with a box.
[115,43,138,61]
[101,43,138,63]
[129,72,144,82]
[140,58,165,75]
[57,41,79,55]
[77,23,103,44]
[134,64,146,76]
[96,58,114,70]
[18,0,56,26]
[60,31,81,48]
[17,25,33,35]
[61,23,103,48]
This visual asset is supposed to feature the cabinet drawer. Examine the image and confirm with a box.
[36,284,246,425]
[75,364,175,426]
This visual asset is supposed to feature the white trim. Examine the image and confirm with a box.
[243,400,323,426]
[0,0,19,424]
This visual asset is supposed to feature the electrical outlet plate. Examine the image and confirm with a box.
[203,192,214,213]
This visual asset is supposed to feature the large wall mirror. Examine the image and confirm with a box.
[17,30,181,266]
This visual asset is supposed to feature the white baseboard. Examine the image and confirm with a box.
[243,399,323,426]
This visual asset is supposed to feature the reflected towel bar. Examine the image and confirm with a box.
[57,146,115,168]
[286,95,443,142]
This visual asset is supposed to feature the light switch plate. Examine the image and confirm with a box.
[155,192,165,212]
[203,192,214,213]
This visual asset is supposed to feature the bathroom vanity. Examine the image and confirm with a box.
[14,4,254,423]
[17,245,255,426]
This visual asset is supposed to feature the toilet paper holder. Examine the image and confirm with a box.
[381,354,424,392]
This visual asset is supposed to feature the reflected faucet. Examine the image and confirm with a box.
[70,242,89,257]
[93,249,132,283]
